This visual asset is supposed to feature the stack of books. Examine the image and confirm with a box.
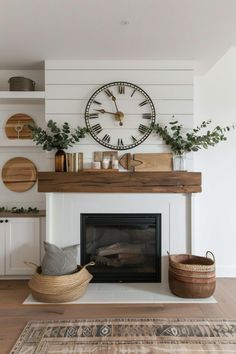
[66,153,83,172]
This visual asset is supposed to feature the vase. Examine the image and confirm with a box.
[55,150,66,172]
[173,154,187,171]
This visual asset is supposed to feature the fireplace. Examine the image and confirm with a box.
[80,213,161,282]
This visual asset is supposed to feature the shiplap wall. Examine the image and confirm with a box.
[45,60,194,166]
[0,70,47,209]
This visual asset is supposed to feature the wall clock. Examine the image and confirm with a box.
[85,82,156,150]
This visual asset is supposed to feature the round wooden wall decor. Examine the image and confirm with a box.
[1,157,37,192]
[5,113,35,139]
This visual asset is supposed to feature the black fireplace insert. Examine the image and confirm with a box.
[80,213,161,282]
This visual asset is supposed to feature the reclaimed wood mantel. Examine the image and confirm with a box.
[38,171,202,193]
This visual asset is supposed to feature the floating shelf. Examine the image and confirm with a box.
[0,91,45,104]
[38,171,202,193]
[0,210,46,218]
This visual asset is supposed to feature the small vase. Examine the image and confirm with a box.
[173,154,187,171]
[55,150,66,172]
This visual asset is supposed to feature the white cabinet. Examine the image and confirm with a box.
[0,217,40,276]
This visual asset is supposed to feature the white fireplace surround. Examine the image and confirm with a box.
[46,193,191,282]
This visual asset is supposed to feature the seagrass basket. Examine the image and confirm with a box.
[168,251,216,298]
[27,261,95,303]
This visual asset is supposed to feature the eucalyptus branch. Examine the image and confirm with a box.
[29,120,88,151]
[152,120,234,155]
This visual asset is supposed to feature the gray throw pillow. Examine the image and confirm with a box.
[41,241,79,276]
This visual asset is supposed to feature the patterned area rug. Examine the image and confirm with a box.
[10,318,236,354]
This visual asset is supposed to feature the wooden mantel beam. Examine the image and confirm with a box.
[38,171,202,193]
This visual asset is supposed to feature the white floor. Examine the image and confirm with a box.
[24,283,216,305]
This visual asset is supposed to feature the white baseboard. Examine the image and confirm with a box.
[216,266,236,277]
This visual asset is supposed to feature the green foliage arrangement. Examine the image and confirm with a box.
[29,120,88,151]
[0,207,39,214]
[152,120,234,155]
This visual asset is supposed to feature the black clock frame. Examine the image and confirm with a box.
[85,81,156,150]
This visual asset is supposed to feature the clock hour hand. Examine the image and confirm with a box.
[94,109,124,126]
[94,109,117,115]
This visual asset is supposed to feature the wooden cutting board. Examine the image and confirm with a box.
[119,153,173,171]
[134,153,173,172]
[5,113,35,139]
[1,157,37,192]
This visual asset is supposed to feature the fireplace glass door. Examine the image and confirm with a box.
[80,214,161,282]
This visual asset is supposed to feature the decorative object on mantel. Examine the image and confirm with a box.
[168,251,216,298]
[27,260,95,303]
[66,152,83,172]
[5,113,35,139]
[1,157,37,192]
[0,206,39,214]
[119,153,173,172]
[10,318,236,354]
[152,119,235,171]
[29,120,88,172]
[94,151,119,170]
[8,76,35,91]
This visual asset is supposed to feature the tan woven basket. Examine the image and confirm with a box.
[27,261,95,303]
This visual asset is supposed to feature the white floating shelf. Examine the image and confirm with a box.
[0,91,45,104]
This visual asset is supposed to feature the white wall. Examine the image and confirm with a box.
[194,47,236,276]
[45,60,194,166]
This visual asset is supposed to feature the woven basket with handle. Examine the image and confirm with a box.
[168,251,216,298]
[26,261,95,303]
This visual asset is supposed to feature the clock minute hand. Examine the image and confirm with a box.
[111,95,119,113]
[110,95,124,126]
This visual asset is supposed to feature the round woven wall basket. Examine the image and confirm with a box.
[168,251,216,298]
[27,261,95,303]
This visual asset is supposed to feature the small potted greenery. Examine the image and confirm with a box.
[29,120,88,172]
[152,120,234,171]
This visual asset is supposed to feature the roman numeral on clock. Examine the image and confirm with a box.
[118,85,125,94]
[142,113,152,119]
[105,89,113,97]
[131,136,137,143]
[139,99,149,107]
[118,138,124,147]
[91,123,102,135]
[88,113,99,119]
[131,88,137,97]
[138,124,149,134]
[102,134,111,143]
[93,100,102,105]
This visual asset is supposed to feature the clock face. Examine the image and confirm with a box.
[85,82,156,150]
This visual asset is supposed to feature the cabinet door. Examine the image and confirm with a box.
[0,219,5,275]
[5,218,40,275]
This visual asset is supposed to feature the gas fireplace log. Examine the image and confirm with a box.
[92,254,145,267]
[97,242,145,256]
[118,253,145,264]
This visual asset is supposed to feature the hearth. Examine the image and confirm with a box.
[80,213,161,282]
